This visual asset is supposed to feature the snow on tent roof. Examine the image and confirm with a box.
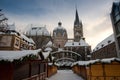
[0,49,41,62]
[20,34,35,44]
[29,38,35,44]
[26,27,50,36]
[101,57,120,63]
[65,38,89,47]
[48,62,53,66]
[93,34,115,52]
[71,59,100,67]
[42,51,50,59]
[45,47,52,52]
[71,58,120,67]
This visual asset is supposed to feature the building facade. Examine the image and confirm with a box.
[74,9,83,42]
[53,22,68,48]
[92,34,117,59]
[111,1,120,58]
[26,26,50,49]
[0,28,36,50]
[51,9,91,61]
[0,10,35,50]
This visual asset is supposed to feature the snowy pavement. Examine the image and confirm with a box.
[47,70,84,80]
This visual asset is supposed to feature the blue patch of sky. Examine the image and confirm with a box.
[0,0,50,16]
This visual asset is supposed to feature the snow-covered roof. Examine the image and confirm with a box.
[45,47,52,51]
[0,24,35,45]
[101,57,120,63]
[42,51,50,59]
[20,34,35,44]
[53,26,66,31]
[57,61,73,66]
[46,41,52,47]
[29,38,35,44]
[26,26,50,36]
[0,49,41,62]
[71,59,99,67]
[65,38,89,47]
[48,63,53,66]
[53,22,67,37]
[71,57,120,67]
[93,34,115,52]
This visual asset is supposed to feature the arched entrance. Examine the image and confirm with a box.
[51,50,82,69]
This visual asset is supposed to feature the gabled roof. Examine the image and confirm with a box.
[46,41,52,47]
[45,47,52,52]
[65,38,89,47]
[93,34,115,52]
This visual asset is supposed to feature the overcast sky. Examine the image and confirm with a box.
[0,0,117,49]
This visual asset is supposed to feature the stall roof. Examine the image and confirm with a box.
[42,51,50,59]
[0,49,41,62]
[72,58,120,66]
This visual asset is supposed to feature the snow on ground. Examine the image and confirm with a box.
[47,70,84,80]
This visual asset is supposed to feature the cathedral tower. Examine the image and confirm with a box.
[74,9,83,42]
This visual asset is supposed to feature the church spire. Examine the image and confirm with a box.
[73,9,83,42]
[74,9,80,26]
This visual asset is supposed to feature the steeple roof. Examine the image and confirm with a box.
[74,9,81,26]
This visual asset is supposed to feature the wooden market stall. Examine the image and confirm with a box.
[0,49,50,80]
[89,58,120,80]
[47,63,58,77]
[72,58,120,80]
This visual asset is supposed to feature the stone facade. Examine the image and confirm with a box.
[91,34,117,59]
[26,27,50,49]
[53,22,68,48]
[74,10,83,42]
[92,42,117,59]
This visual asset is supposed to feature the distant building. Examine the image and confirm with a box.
[92,34,117,59]
[53,22,68,48]
[0,24,35,50]
[74,9,83,42]
[64,39,91,60]
[111,1,120,58]
[26,26,50,49]
[51,9,91,61]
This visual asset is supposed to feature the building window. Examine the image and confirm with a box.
[14,37,20,49]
